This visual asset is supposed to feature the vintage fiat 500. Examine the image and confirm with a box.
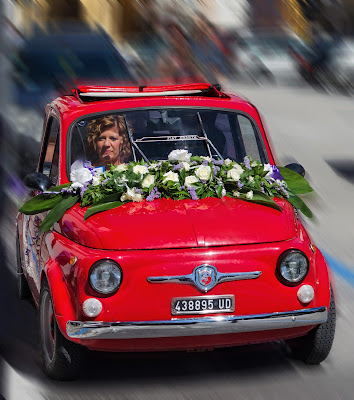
[17,83,335,380]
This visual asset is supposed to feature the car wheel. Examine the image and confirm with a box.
[39,280,82,380]
[16,230,31,300]
[287,287,336,365]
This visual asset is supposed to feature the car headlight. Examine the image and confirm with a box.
[277,250,309,284]
[89,260,122,294]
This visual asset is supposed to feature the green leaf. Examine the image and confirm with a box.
[278,167,313,194]
[246,190,283,212]
[19,193,63,215]
[216,185,223,198]
[39,195,79,234]
[84,200,125,220]
[49,183,71,192]
[91,192,120,206]
[288,194,313,218]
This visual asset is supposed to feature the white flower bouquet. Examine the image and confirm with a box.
[20,150,314,234]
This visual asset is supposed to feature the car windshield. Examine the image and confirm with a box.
[69,108,268,171]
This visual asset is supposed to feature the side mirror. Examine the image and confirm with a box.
[285,163,306,177]
[24,172,52,192]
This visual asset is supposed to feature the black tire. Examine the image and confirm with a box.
[16,230,31,300]
[287,287,336,365]
[39,280,82,380]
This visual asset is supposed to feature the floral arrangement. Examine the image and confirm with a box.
[20,150,313,234]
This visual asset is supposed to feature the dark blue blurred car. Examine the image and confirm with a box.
[11,25,136,112]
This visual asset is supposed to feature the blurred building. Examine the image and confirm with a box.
[6,0,152,45]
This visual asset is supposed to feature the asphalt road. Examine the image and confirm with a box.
[1,81,354,400]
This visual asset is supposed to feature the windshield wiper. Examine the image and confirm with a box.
[123,114,149,163]
[197,112,224,161]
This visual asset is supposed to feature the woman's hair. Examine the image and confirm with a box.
[86,115,132,163]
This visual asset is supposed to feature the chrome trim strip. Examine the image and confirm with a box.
[66,307,327,340]
[148,265,262,293]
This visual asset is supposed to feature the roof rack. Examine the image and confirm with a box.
[72,83,229,101]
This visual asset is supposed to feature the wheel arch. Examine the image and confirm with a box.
[41,259,80,343]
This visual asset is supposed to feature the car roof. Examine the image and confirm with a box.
[49,83,261,123]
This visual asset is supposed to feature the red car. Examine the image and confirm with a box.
[17,83,335,380]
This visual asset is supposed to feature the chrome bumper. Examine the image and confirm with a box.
[66,307,327,340]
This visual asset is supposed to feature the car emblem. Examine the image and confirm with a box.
[196,265,216,292]
[147,265,261,293]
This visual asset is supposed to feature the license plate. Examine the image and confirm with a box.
[171,295,235,315]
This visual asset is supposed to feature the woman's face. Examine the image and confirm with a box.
[96,123,123,166]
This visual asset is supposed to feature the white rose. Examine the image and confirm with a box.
[227,168,241,181]
[71,160,85,171]
[168,149,191,162]
[70,167,93,185]
[120,187,143,202]
[181,162,191,171]
[248,176,254,183]
[221,188,226,197]
[246,190,253,199]
[133,165,149,175]
[132,193,143,202]
[224,158,233,166]
[233,190,240,197]
[116,164,128,172]
[201,156,212,162]
[92,176,101,186]
[142,174,155,188]
[233,163,244,175]
[185,175,199,188]
[149,163,159,171]
[195,165,211,181]
[251,161,258,167]
[263,163,272,178]
[163,171,179,183]
[71,182,83,189]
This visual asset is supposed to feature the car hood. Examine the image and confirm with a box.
[57,197,297,250]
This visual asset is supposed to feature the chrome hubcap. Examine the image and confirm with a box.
[41,291,55,362]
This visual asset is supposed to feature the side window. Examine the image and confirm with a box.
[237,115,265,162]
[40,118,60,184]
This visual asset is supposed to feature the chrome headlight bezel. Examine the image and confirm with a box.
[89,259,123,295]
[277,250,309,285]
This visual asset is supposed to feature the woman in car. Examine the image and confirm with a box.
[86,115,132,168]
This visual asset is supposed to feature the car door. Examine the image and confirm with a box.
[23,115,60,298]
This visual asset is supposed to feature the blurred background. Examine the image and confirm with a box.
[1,1,354,399]
[2,0,354,190]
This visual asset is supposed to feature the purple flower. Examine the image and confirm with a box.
[173,163,184,171]
[213,166,221,175]
[270,166,284,181]
[83,161,93,169]
[261,187,265,194]
[187,187,199,200]
[133,187,143,194]
[237,181,244,189]
[146,194,154,202]
[80,183,89,198]
[244,156,251,170]
[146,186,160,202]
[213,160,224,166]
[202,159,209,166]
